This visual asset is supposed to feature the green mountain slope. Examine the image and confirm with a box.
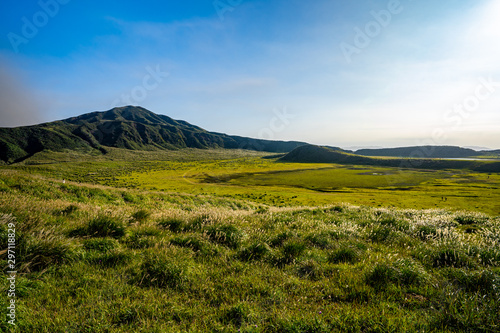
[280,144,373,164]
[0,106,308,163]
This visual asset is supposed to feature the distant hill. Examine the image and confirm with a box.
[355,145,493,158]
[0,106,309,163]
[481,149,500,156]
[280,145,373,164]
[281,145,500,172]
[356,146,474,158]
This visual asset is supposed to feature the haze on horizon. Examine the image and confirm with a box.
[1,0,499,149]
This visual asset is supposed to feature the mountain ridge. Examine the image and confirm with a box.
[281,144,500,173]
[354,146,497,158]
[0,106,313,163]
[1,106,499,164]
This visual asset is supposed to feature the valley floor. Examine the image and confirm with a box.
[0,149,499,332]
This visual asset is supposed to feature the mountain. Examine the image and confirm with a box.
[281,145,500,172]
[355,146,480,158]
[0,106,309,163]
[280,144,373,164]
[481,149,500,156]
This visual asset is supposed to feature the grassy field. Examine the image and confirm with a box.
[10,149,500,215]
[1,149,499,332]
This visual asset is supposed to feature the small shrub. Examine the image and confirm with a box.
[368,226,393,243]
[366,259,427,289]
[159,217,186,233]
[125,233,155,249]
[479,248,500,266]
[238,242,270,261]
[135,252,188,289]
[328,247,360,264]
[392,259,428,286]
[305,232,331,249]
[455,214,487,225]
[281,241,306,263]
[269,231,294,247]
[186,214,213,231]
[365,263,397,289]
[431,247,470,268]
[297,259,323,280]
[457,224,481,234]
[170,236,205,252]
[122,192,139,203]
[19,234,74,273]
[341,285,372,304]
[255,206,269,214]
[70,215,126,239]
[132,209,150,222]
[430,288,500,331]
[88,250,131,268]
[379,216,409,231]
[114,307,139,326]
[416,225,437,240]
[83,238,118,252]
[58,204,78,216]
[445,269,498,292]
[134,227,160,237]
[206,224,242,249]
[220,304,250,327]
[330,205,344,213]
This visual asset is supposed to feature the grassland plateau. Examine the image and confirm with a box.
[0,145,499,332]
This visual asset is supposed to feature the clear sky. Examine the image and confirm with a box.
[1,0,499,149]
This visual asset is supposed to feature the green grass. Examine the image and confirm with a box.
[0,149,499,332]
[8,148,500,214]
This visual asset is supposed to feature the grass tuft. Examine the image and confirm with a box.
[132,250,191,290]
[206,224,242,249]
[83,238,119,252]
[328,246,361,264]
[131,209,151,222]
[238,242,271,261]
[70,215,126,239]
[158,217,186,232]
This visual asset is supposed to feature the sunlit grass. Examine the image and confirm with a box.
[0,151,499,332]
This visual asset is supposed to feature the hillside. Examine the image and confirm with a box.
[0,106,307,163]
[281,144,500,172]
[355,145,491,158]
[280,144,373,164]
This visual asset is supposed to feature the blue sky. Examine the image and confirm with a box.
[1,0,499,149]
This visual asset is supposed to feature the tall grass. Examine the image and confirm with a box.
[0,170,499,332]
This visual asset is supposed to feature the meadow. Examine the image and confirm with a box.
[0,148,499,332]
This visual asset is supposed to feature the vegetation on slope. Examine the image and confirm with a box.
[355,146,485,158]
[0,167,499,332]
[0,106,307,163]
[281,145,500,173]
